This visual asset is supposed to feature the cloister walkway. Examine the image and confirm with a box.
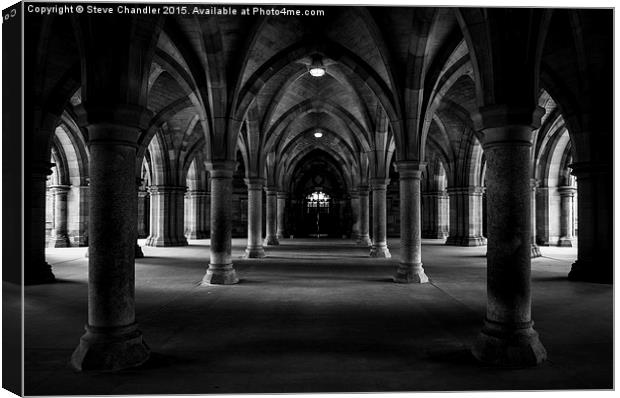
[21,239,611,395]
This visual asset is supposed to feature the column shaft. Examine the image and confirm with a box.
[357,186,372,246]
[146,186,188,247]
[26,164,56,284]
[530,180,541,257]
[201,161,238,285]
[276,192,287,240]
[422,191,449,239]
[264,187,279,245]
[557,186,576,247]
[137,190,149,239]
[185,190,209,239]
[471,119,546,367]
[394,162,429,283]
[71,123,149,371]
[244,179,265,258]
[568,163,611,283]
[446,186,486,246]
[369,179,390,257]
[48,185,71,247]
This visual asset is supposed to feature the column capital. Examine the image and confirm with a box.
[530,178,539,190]
[264,185,278,194]
[396,161,426,178]
[186,189,208,197]
[148,185,187,194]
[446,186,485,195]
[205,160,236,179]
[276,191,289,200]
[31,162,54,179]
[48,184,71,193]
[74,103,152,131]
[558,186,577,197]
[244,178,265,190]
[473,105,544,148]
[356,185,370,194]
[369,178,390,190]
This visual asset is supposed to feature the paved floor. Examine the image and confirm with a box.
[21,238,613,395]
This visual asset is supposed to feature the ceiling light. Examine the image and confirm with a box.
[309,55,326,77]
[314,131,323,138]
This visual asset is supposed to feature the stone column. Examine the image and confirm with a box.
[446,186,487,246]
[137,189,149,239]
[530,179,542,257]
[568,163,611,283]
[71,120,149,371]
[470,107,547,367]
[244,179,266,258]
[276,191,288,240]
[369,179,390,258]
[535,186,550,246]
[134,180,145,259]
[349,190,361,241]
[394,161,429,283]
[422,190,449,239]
[48,185,71,247]
[185,190,209,239]
[26,163,56,284]
[357,186,372,246]
[264,186,279,245]
[146,185,188,247]
[201,161,239,285]
[557,186,576,247]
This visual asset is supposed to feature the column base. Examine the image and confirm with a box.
[370,245,391,258]
[445,236,487,246]
[24,262,56,285]
[243,247,265,259]
[145,236,188,247]
[393,263,429,284]
[557,237,575,247]
[530,243,541,258]
[568,259,613,284]
[471,319,547,367]
[135,243,144,259]
[70,324,150,372]
[356,235,372,246]
[201,265,239,285]
[264,236,279,246]
[276,233,285,240]
[48,235,70,248]
[186,231,209,240]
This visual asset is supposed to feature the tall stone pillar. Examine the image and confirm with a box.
[71,119,149,371]
[568,163,611,283]
[535,186,550,246]
[470,107,547,367]
[349,190,361,241]
[201,161,239,285]
[357,186,372,246]
[26,163,56,284]
[185,190,209,239]
[422,190,449,239]
[48,185,71,247]
[557,186,576,247]
[446,186,486,246]
[146,185,188,247]
[264,186,279,245]
[369,179,390,258]
[394,161,429,283]
[276,191,288,240]
[137,188,149,239]
[530,179,542,257]
[244,179,266,258]
[134,180,145,259]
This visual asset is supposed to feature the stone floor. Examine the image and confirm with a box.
[21,238,613,395]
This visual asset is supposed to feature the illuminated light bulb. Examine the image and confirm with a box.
[314,131,323,138]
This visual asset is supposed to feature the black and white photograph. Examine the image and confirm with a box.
[1,0,615,396]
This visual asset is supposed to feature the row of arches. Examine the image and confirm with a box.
[22,7,611,373]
